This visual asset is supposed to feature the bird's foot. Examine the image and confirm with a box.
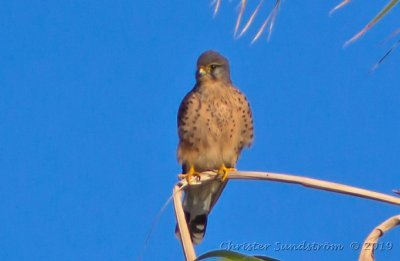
[178,165,201,184]
[217,164,236,182]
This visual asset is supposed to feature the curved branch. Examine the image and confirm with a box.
[359,215,400,261]
[174,170,399,260]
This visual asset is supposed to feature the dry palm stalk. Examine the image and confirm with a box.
[178,171,400,205]
[173,184,196,260]
[359,215,400,261]
[174,170,400,260]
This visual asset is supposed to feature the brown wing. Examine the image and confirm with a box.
[233,87,254,151]
[177,87,201,165]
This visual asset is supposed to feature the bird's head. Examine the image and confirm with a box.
[196,50,231,83]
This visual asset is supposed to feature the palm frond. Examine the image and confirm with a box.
[251,0,280,43]
[234,0,247,37]
[371,39,399,72]
[237,0,264,39]
[213,0,281,43]
[329,0,352,16]
[344,0,399,47]
[212,0,222,17]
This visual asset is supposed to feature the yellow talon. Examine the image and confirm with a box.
[178,165,201,184]
[217,164,236,182]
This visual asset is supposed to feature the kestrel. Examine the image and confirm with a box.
[176,50,254,244]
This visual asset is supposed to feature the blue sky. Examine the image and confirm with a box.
[0,1,399,260]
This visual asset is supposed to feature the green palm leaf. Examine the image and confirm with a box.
[195,250,279,261]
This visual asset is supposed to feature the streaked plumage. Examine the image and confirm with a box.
[176,50,254,244]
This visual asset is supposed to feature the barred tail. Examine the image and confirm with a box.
[175,212,208,244]
[175,179,227,244]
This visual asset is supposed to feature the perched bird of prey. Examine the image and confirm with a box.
[176,50,254,244]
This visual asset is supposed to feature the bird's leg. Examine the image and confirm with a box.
[217,163,236,182]
[178,165,201,184]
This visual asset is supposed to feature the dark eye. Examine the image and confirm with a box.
[209,64,218,70]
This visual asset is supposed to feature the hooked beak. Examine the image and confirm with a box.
[198,66,207,77]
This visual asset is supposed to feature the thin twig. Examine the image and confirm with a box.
[138,194,175,261]
[359,215,400,261]
[173,184,196,261]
